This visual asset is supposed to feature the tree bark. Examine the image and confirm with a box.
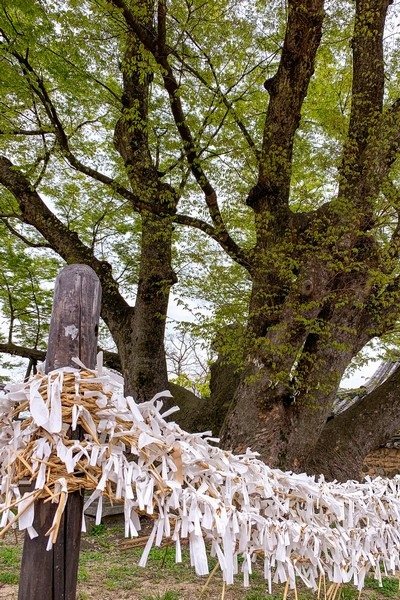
[305,363,400,480]
[117,213,176,398]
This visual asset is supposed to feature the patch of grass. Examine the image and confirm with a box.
[106,565,137,578]
[3,529,400,600]
[104,564,138,590]
[143,592,180,600]
[80,549,105,563]
[78,566,89,582]
[104,523,125,536]
[339,586,358,600]
[0,571,19,584]
[105,579,136,591]
[148,546,178,565]
[122,545,197,582]
[89,523,107,536]
[244,593,283,600]
[365,576,399,597]
[0,544,21,586]
[0,545,20,565]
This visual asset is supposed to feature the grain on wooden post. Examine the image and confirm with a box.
[18,264,102,600]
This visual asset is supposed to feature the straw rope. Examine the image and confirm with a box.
[9,371,120,498]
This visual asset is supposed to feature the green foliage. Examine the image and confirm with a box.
[1,0,400,407]
[104,564,138,590]
[77,566,89,583]
[0,545,20,565]
[339,586,359,600]
[0,571,19,584]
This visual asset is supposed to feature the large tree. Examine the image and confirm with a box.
[1,0,400,480]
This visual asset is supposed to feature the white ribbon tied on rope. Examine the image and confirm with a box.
[1,356,400,592]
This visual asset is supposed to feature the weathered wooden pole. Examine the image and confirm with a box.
[18,264,102,600]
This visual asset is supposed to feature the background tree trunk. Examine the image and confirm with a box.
[117,214,176,398]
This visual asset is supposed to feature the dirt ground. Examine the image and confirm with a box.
[1,518,399,600]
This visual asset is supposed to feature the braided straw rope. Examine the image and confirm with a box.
[9,371,135,497]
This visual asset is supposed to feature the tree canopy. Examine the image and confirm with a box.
[1,0,400,480]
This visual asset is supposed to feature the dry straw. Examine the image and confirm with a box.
[1,356,400,591]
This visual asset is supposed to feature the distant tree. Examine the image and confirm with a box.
[1,0,400,479]
[166,331,210,397]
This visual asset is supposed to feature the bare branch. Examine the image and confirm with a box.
[0,128,54,136]
[0,155,133,327]
[27,269,41,349]
[174,213,251,270]
[0,218,52,248]
[33,147,52,189]
[0,341,121,371]
[248,0,324,214]
[0,342,45,362]
[1,274,15,344]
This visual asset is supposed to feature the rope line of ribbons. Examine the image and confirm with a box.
[1,355,400,592]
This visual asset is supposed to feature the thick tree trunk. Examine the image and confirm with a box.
[220,255,376,472]
[220,367,290,466]
[219,0,400,479]
[305,364,400,480]
[117,213,176,399]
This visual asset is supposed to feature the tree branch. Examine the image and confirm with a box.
[174,213,251,270]
[0,342,121,371]
[44,45,121,103]
[0,218,52,248]
[248,0,324,213]
[306,363,400,480]
[171,36,259,160]
[0,342,45,362]
[0,155,133,327]
[338,0,393,215]
[157,0,167,53]
[112,3,162,206]
[0,128,54,136]
[108,0,236,245]
[347,0,391,154]
[2,42,160,215]
[382,179,400,258]
[361,98,400,194]
[1,274,14,344]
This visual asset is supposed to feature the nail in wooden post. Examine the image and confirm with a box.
[18,264,102,600]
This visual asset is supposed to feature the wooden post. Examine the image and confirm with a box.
[18,264,102,600]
